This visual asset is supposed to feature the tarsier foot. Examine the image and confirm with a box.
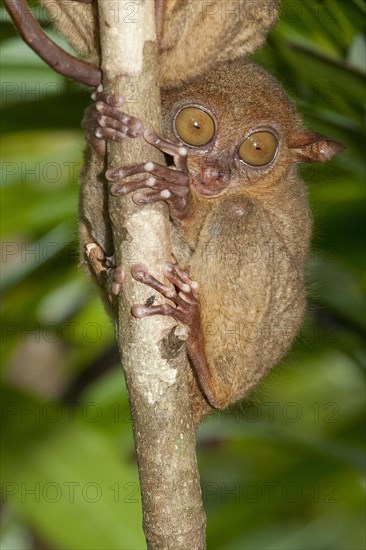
[85,244,125,302]
[131,261,200,331]
[131,261,222,409]
[85,243,106,278]
[106,131,190,220]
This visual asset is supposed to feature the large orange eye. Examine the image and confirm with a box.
[175,107,215,146]
[239,131,278,166]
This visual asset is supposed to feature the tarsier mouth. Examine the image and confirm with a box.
[191,163,230,197]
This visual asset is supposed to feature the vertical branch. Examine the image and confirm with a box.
[97,1,206,548]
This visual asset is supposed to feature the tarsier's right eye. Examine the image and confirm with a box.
[175,107,215,146]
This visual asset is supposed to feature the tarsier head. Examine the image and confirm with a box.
[162,59,344,197]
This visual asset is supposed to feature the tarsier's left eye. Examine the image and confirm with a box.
[175,107,215,146]
[239,131,278,166]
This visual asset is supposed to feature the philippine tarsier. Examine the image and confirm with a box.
[41,0,344,422]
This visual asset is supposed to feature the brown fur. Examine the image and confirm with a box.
[79,59,337,423]
[40,1,343,423]
[40,0,279,85]
[159,59,312,421]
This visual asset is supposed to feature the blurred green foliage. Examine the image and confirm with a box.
[1,1,365,549]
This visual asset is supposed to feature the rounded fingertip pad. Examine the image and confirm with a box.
[131,263,148,281]
[113,267,126,284]
[181,283,191,293]
[110,95,125,106]
[98,116,106,127]
[131,304,148,318]
[105,168,121,181]
[146,177,156,187]
[162,262,174,274]
[132,192,148,204]
[190,280,199,290]
[129,119,144,136]
[111,282,122,296]
[143,129,158,144]
[110,184,126,196]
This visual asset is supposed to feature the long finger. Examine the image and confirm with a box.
[96,102,144,136]
[91,88,125,107]
[143,130,188,172]
[132,303,187,324]
[87,134,106,156]
[143,161,188,186]
[131,264,177,301]
[110,178,155,197]
[97,114,143,138]
[132,190,188,215]
[111,176,188,198]
[162,263,193,294]
[95,127,128,143]
[106,163,149,181]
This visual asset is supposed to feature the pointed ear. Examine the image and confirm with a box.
[289,132,345,163]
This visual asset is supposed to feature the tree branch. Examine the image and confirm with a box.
[97,1,206,548]
[4,0,101,86]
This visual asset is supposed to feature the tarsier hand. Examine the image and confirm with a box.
[81,86,144,156]
[82,87,191,220]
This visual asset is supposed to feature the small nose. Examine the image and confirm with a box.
[201,164,226,182]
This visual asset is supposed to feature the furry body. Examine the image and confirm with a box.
[40,0,343,422]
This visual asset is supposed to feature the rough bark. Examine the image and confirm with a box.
[96,1,206,548]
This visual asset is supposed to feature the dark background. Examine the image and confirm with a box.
[1,1,365,548]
